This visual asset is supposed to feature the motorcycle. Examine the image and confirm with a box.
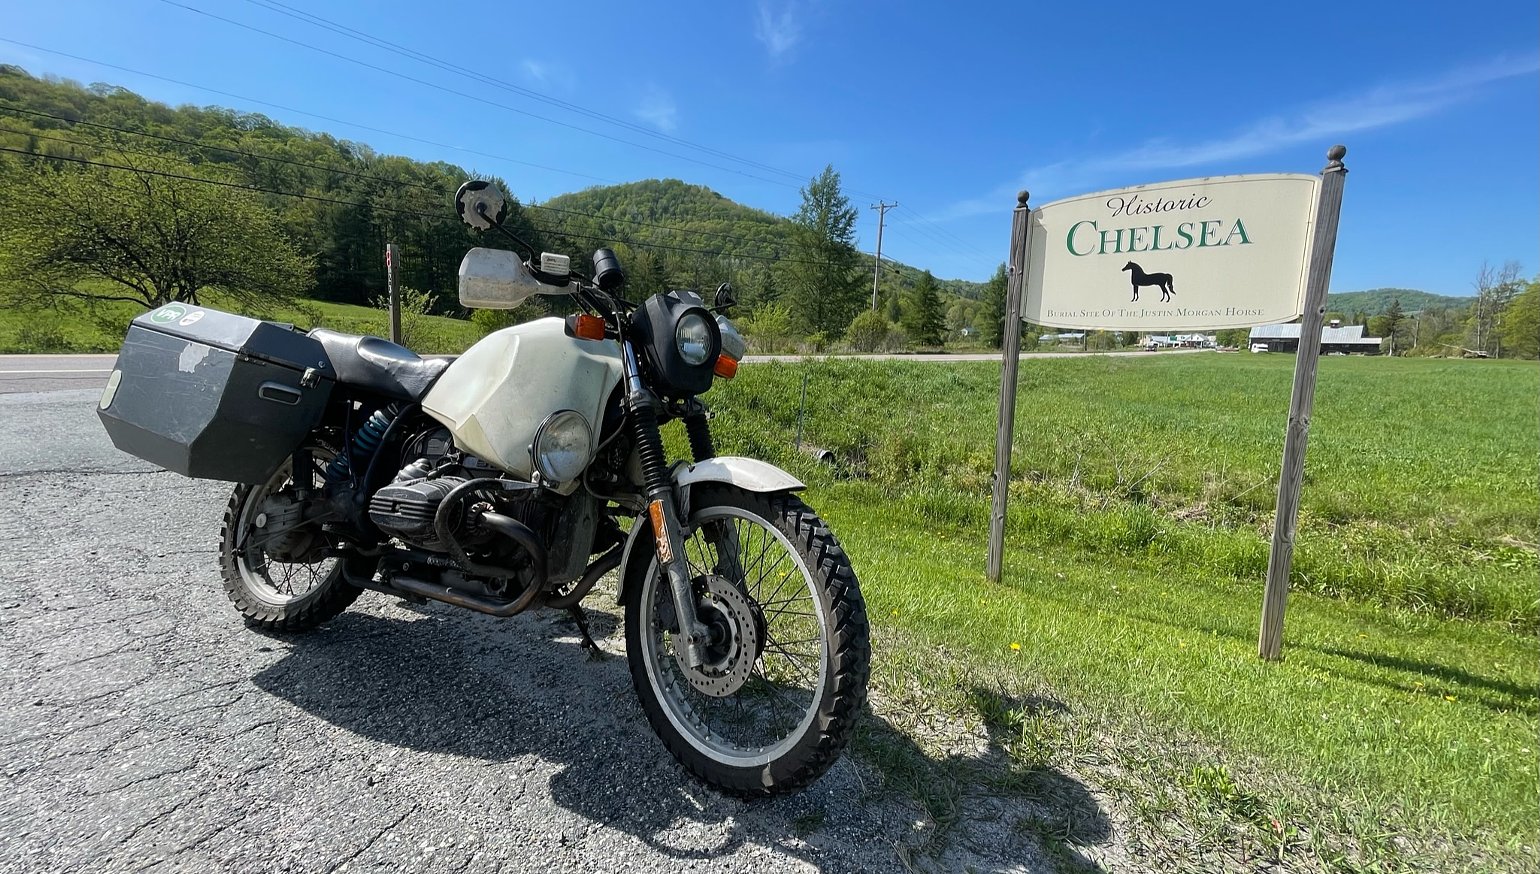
[97,180,870,796]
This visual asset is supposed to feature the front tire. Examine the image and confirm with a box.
[623,485,870,796]
[218,445,361,632]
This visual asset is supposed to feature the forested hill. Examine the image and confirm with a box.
[1325,288,1471,316]
[540,179,987,299]
[0,66,983,314]
[542,179,787,260]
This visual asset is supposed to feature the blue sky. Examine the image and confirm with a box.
[3,0,1536,293]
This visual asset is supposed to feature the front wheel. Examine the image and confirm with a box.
[623,485,870,796]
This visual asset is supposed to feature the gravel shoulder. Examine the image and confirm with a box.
[0,391,1085,872]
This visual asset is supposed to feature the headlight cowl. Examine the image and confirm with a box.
[632,293,721,397]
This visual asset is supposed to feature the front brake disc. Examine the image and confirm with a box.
[673,575,760,698]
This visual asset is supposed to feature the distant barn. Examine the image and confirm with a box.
[1248,320,1382,354]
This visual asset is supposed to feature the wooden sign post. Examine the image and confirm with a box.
[385,242,402,344]
[1258,145,1349,661]
[987,191,1031,583]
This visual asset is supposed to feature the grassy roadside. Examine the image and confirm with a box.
[822,483,1535,870]
[687,354,1538,869]
[0,294,480,354]
[707,356,1539,627]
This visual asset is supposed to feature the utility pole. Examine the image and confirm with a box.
[870,201,897,311]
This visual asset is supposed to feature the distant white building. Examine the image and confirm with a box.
[1248,320,1382,354]
[1040,332,1086,345]
[1140,334,1215,349]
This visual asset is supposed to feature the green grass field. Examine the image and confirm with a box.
[694,354,1537,870]
[0,294,480,354]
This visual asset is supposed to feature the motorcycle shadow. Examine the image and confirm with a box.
[250,603,1111,870]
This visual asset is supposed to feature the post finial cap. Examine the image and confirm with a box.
[1016,190,1030,206]
[1327,144,1347,162]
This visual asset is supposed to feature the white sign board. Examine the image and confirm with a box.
[1023,174,1319,330]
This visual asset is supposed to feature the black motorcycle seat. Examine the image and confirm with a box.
[308,328,451,402]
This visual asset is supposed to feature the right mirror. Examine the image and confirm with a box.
[714,282,737,312]
[455,180,507,230]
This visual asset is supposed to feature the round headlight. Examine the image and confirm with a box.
[675,311,717,366]
[531,410,593,483]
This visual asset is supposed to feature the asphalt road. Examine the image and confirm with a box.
[0,388,1073,873]
[0,348,1206,395]
[0,355,118,395]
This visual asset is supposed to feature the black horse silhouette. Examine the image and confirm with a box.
[1122,261,1175,302]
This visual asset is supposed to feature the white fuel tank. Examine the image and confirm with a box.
[422,318,622,482]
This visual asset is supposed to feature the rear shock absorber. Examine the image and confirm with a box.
[325,403,400,485]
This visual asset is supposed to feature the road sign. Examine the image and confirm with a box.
[1024,174,1320,331]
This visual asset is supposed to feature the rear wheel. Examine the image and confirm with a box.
[623,485,870,796]
[218,445,361,631]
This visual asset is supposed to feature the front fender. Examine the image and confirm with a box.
[616,456,804,604]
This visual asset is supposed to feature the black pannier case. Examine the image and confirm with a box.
[98,304,335,483]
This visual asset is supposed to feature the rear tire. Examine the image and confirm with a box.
[218,446,361,632]
[623,485,870,796]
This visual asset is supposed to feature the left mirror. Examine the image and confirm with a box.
[455,180,507,230]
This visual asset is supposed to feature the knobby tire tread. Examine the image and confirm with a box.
[218,483,361,633]
[625,486,870,797]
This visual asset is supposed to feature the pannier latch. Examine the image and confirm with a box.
[301,367,321,388]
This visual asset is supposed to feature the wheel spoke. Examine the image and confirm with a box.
[236,450,339,605]
[639,499,835,765]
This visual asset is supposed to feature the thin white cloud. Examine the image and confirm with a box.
[519,59,577,93]
[634,87,678,133]
[945,52,1539,219]
[755,1,801,59]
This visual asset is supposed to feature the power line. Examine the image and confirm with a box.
[889,209,997,262]
[0,104,449,195]
[240,0,814,186]
[153,0,804,191]
[0,37,985,273]
[0,37,988,275]
[0,38,616,185]
[0,144,447,215]
[0,105,799,254]
[0,144,839,268]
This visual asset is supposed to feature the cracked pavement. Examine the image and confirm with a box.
[0,389,1008,873]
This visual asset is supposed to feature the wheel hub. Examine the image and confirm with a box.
[254,493,312,562]
[674,575,760,698]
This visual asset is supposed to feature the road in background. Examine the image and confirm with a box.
[0,354,116,394]
[0,348,1208,394]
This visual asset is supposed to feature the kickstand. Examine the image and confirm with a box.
[567,606,604,658]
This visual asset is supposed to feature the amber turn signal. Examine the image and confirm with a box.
[566,313,607,341]
[713,355,739,379]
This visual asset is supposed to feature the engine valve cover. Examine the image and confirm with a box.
[368,475,467,546]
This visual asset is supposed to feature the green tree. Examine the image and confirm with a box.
[1497,280,1540,359]
[1469,260,1524,355]
[739,301,795,352]
[0,154,312,310]
[1216,328,1249,348]
[780,165,863,336]
[980,263,1007,348]
[1379,298,1406,354]
[901,270,945,347]
[845,308,891,353]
